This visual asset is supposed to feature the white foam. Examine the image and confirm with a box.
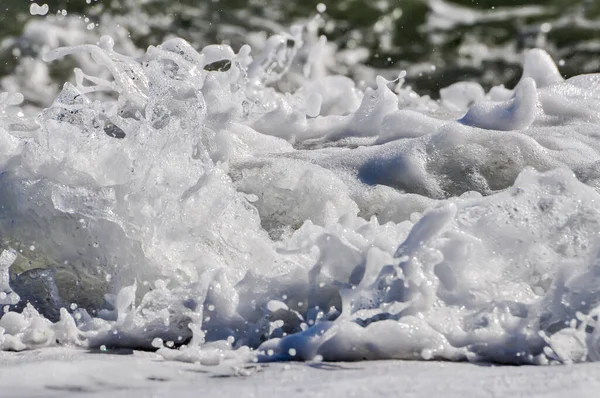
[460,77,539,131]
[2,15,600,366]
[29,3,49,17]
[0,250,20,305]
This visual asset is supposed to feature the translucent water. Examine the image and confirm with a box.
[2,10,600,366]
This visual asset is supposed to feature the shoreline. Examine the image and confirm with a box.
[1,347,598,397]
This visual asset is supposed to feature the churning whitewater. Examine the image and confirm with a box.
[1,14,600,366]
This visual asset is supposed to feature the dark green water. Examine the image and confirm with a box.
[2,0,600,95]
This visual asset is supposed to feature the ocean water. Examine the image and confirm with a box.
[0,1,600,366]
[3,0,600,97]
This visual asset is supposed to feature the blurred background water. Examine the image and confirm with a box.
[1,0,600,97]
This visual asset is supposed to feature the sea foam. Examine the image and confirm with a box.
[0,15,600,366]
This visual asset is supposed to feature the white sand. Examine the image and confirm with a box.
[1,347,599,397]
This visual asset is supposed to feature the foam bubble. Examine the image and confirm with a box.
[30,4,49,16]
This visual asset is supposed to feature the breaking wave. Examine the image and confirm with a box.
[1,9,600,366]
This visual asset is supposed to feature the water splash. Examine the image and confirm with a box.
[1,17,600,366]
